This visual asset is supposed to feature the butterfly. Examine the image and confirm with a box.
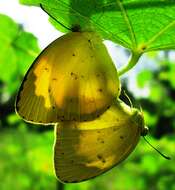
[54,99,148,183]
[15,31,120,124]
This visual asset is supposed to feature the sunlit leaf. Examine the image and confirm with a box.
[137,70,153,88]
[143,110,158,127]
[0,128,174,189]
[20,0,175,52]
[0,129,56,189]
[149,82,167,103]
[0,14,18,42]
[0,14,40,96]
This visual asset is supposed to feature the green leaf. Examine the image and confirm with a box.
[0,14,40,95]
[14,32,39,56]
[0,14,19,43]
[137,70,153,88]
[14,32,40,75]
[149,82,167,103]
[0,128,56,189]
[166,63,175,89]
[0,44,17,81]
[20,0,175,52]
[143,110,158,127]
[0,14,18,82]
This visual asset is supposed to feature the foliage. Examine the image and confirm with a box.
[0,126,174,190]
[0,14,40,97]
[0,125,56,190]
[0,0,175,189]
[20,0,175,52]
[19,0,175,76]
[135,54,175,137]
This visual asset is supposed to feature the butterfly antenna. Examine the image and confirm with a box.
[139,104,143,112]
[123,90,133,109]
[40,4,71,31]
[143,136,171,160]
[138,104,145,118]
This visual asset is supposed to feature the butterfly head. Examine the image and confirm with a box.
[132,109,149,137]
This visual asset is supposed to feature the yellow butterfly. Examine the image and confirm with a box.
[54,99,148,183]
[15,32,120,124]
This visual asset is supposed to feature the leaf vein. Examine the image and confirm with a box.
[116,0,137,48]
[146,20,175,47]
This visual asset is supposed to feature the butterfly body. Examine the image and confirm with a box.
[16,32,120,124]
[54,99,147,183]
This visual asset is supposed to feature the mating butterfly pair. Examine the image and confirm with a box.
[16,31,147,183]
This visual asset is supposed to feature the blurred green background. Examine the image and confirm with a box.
[0,1,175,190]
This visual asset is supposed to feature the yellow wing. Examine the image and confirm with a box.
[16,32,120,124]
[54,100,145,183]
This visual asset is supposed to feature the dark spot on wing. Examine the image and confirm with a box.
[61,115,65,120]
[98,88,103,92]
[97,137,105,144]
[107,105,110,109]
[52,78,57,81]
[97,154,106,163]
[97,154,102,159]
[72,53,75,56]
[120,136,124,139]
[70,72,78,80]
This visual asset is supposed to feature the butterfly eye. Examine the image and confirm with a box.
[141,126,149,136]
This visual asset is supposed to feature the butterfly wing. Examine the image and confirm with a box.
[16,32,119,124]
[54,101,143,183]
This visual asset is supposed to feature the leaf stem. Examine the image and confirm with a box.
[118,51,142,76]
